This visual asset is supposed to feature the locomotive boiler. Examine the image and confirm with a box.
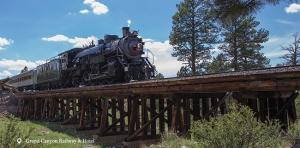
[8,27,156,91]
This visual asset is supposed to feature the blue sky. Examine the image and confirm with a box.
[0,0,299,79]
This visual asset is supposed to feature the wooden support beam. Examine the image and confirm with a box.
[203,92,230,119]
[150,97,156,136]
[271,91,298,120]
[77,112,102,131]
[65,98,70,121]
[141,98,148,136]
[259,98,268,122]
[50,112,65,122]
[99,112,129,136]
[193,98,201,120]
[128,96,138,135]
[72,99,77,122]
[26,99,32,120]
[126,100,174,142]
[79,99,87,127]
[183,98,190,133]
[61,105,90,125]
[41,98,48,120]
[21,100,26,120]
[99,97,108,133]
[111,99,117,132]
[171,98,180,131]
[159,98,165,133]
[211,98,218,117]
[16,99,21,116]
[202,98,209,120]
[118,97,125,131]
[34,99,38,120]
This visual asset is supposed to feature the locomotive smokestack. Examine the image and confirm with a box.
[122,27,130,37]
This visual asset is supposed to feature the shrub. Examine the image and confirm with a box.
[191,104,283,148]
[0,115,43,148]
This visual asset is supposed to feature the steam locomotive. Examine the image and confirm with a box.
[7,27,156,91]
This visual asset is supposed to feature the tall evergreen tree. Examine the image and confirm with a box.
[280,32,300,66]
[218,15,270,71]
[170,0,219,76]
[207,53,231,73]
[213,0,296,22]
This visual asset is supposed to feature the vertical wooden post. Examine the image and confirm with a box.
[34,99,38,120]
[268,98,277,119]
[118,96,125,131]
[99,97,108,133]
[171,98,180,131]
[211,98,218,117]
[202,98,209,120]
[129,96,138,135]
[159,97,165,134]
[26,99,32,120]
[73,99,77,122]
[150,97,156,136]
[183,98,190,133]
[111,99,116,132]
[259,98,268,122]
[91,98,96,128]
[193,97,201,120]
[96,99,101,127]
[42,99,48,120]
[65,98,70,121]
[79,99,87,127]
[60,98,65,121]
[141,98,148,136]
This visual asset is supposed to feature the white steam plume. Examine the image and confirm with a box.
[127,20,131,27]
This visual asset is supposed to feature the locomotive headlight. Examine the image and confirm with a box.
[136,42,143,51]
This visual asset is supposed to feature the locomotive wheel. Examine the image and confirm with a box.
[82,71,90,85]
[97,79,105,85]
[124,74,131,82]
[106,79,114,84]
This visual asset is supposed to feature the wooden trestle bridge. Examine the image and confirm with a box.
[15,65,300,142]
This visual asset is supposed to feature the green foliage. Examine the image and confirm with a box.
[207,53,231,73]
[155,73,164,79]
[287,120,300,140]
[213,0,295,23]
[147,132,198,148]
[170,0,219,75]
[0,115,43,148]
[20,66,28,73]
[218,15,270,71]
[191,105,283,148]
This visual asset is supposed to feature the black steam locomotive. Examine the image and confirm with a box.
[8,27,156,91]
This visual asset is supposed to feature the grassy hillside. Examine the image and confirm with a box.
[0,116,110,148]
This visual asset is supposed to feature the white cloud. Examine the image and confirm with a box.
[42,35,98,47]
[0,70,12,79]
[285,3,300,13]
[0,59,46,72]
[42,34,69,42]
[276,19,294,25]
[0,37,14,50]
[260,33,298,66]
[144,40,182,78]
[80,9,89,14]
[83,0,108,15]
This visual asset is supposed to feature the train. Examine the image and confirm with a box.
[7,27,156,91]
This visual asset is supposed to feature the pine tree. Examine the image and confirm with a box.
[170,0,219,76]
[218,15,270,71]
[207,53,231,73]
[213,0,296,22]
